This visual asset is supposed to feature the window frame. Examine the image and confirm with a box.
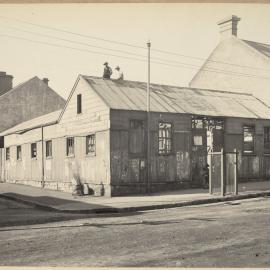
[243,125,255,154]
[158,121,173,155]
[86,134,96,156]
[17,145,22,161]
[66,137,75,157]
[46,140,53,158]
[31,142,37,159]
[263,127,270,154]
[77,94,82,114]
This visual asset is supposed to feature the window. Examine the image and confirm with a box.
[77,94,82,114]
[6,147,10,161]
[129,120,145,154]
[46,140,52,157]
[66,137,74,156]
[158,122,172,155]
[86,134,95,155]
[192,118,205,129]
[0,136,4,148]
[17,145,22,160]
[243,126,255,154]
[264,127,270,154]
[31,143,37,158]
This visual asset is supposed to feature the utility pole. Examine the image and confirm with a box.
[147,41,151,194]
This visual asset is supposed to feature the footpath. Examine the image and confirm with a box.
[0,181,270,214]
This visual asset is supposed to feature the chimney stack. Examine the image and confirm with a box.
[42,78,49,85]
[217,15,241,39]
[0,71,13,96]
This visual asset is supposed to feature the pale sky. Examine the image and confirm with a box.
[1,3,270,98]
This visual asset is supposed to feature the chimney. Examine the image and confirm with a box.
[42,78,49,85]
[217,15,241,39]
[0,71,13,96]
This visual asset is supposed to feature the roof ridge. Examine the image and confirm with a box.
[83,75,252,96]
[242,39,270,47]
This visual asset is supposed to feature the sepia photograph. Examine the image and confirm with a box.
[0,1,270,267]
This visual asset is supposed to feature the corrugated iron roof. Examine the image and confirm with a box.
[242,39,270,58]
[3,75,270,136]
[0,110,61,136]
[83,75,270,119]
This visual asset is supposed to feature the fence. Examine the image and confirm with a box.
[208,148,238,196]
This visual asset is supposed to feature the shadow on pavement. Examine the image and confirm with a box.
[0,193,144,228]
[1,192,113,211]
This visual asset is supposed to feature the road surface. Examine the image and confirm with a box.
[0,196,270,267]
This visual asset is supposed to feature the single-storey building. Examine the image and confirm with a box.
[1,75,270,196]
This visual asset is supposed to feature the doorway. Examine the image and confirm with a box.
[191,117,224,187]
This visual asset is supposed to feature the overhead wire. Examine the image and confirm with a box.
[0,33,148,63]
[1,32,270,81]
[1,15,270,73]
[2,24,265,77]
[151,47,270,72]
[2,24,270,80]
[0,15,146,49]
[0,24,146,59]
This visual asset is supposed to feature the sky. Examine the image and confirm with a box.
[1,3,270,99]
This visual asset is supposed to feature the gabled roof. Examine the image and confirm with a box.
[3,75,270,136]
[0,76,66,133]
[83,76,270,119]
[0,110,61,136]
[242,39,270,58]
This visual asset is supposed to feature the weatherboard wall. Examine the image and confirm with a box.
[110,109,192,196]
[2,76,111,195]
[225,117,270,180]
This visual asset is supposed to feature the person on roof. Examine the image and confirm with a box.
[103,62,112,79]
[114,66,124,80]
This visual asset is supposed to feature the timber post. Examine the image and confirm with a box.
[209,150,213,194]
[221,148,225,196]
[234,148,238,195]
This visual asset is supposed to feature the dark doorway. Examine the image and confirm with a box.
[191,117,224,187]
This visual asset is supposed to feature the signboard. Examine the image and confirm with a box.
[194,135,203,146]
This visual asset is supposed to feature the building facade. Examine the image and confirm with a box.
[0,74,66,133]
[1,75,270,196]
[0,73,66,183]
[190,15,270,106]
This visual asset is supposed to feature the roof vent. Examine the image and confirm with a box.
[217,15,241,39]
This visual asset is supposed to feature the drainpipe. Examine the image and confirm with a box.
[41,125,45,188]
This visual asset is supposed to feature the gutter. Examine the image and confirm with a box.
[0,120,58,137]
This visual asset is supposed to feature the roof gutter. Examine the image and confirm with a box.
[1,120,58,137]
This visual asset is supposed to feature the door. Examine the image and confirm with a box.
[191,124,207,187]
[128,120,146,183]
